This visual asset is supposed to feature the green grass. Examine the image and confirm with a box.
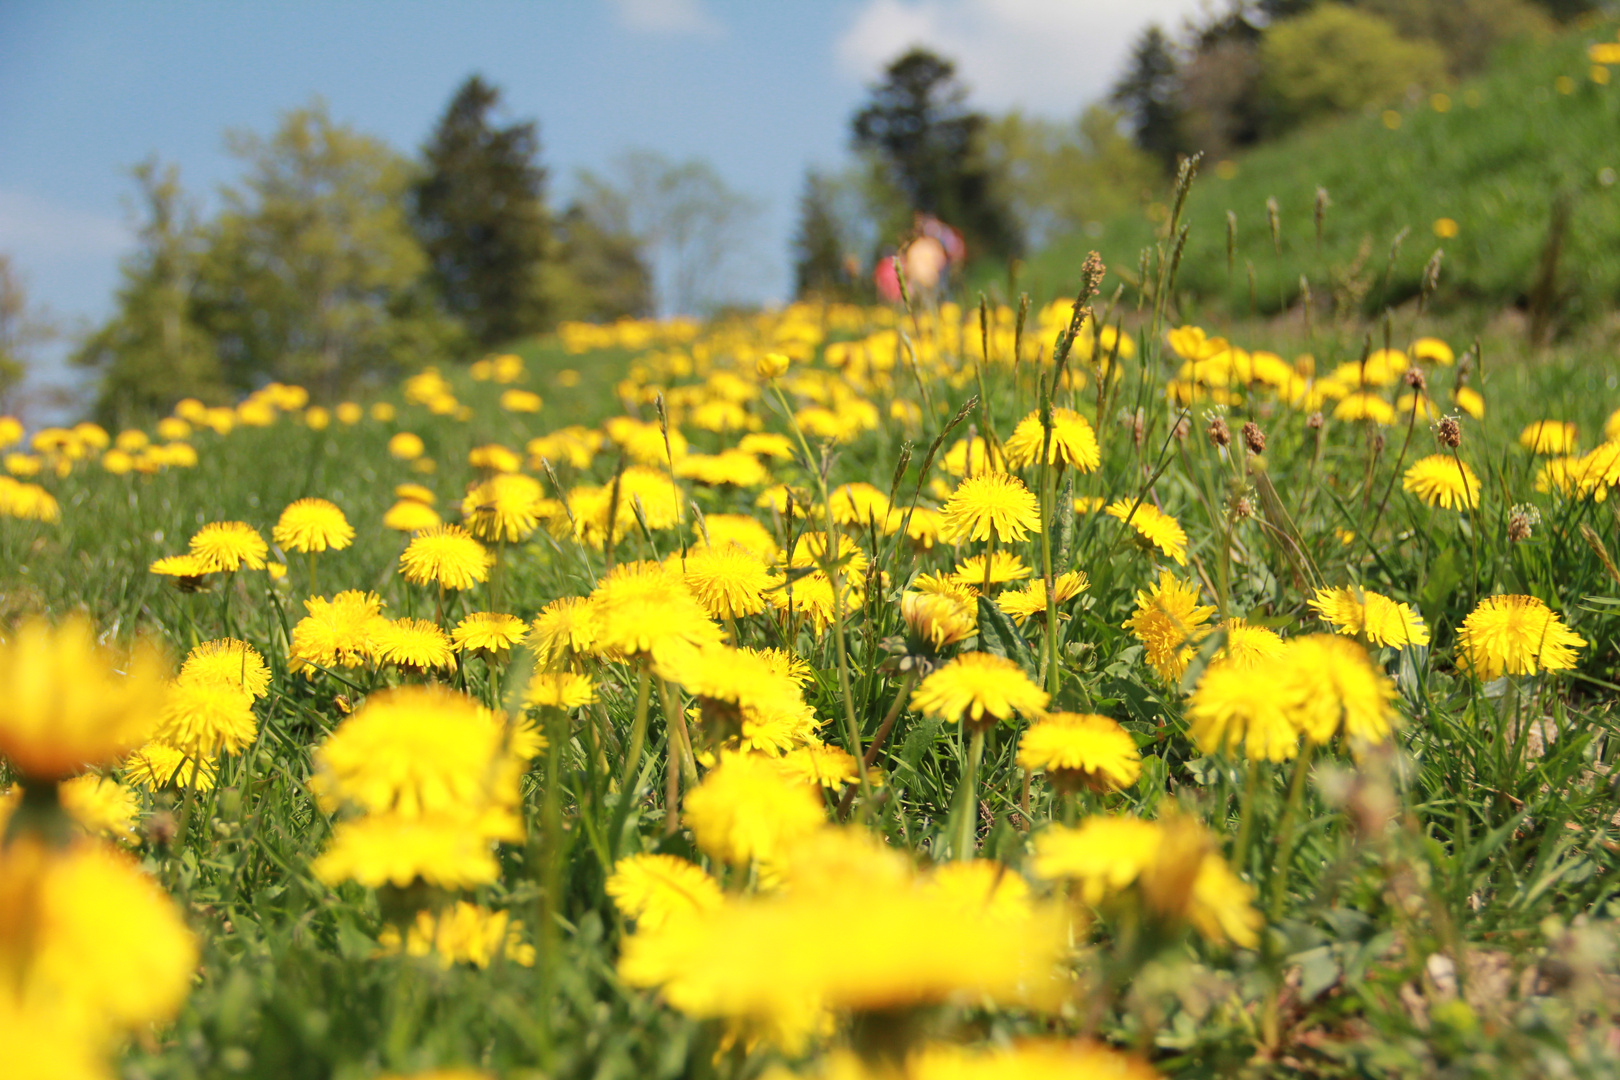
[1022,18,1620,325]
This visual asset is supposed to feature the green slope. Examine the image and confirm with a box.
[1023,19,1620,321]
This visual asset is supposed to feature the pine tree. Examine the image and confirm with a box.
[851,48,1020,261]
[792,170,848,299]
[412,76,550,347]
[73,161,222,425]
[1111,25,1185,172]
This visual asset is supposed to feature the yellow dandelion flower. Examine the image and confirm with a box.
[1454,386,1484,419]
[371,617,456,671]
[1455,594,1586,680]
[680,542,774,618]
[452,612,527,654]
[399,524,493,591]
[148,552,213,588]
[271,497,354,553]
[675,449,770,488]
[695,512,779,559]
[1403,454,1480,510]
[1280,635,1399,745]
[1002,407,1101,471]
[1519,420,1577,455]
[775,740,862,789]
[1310,585,1430,647]
[57,774,139,841]
[525,670,597,710]
[683,753,825,865]
[901,590,978,653]
[462,471,545,542]
[156,677,257,759]
[654,641,806,719]
[1332,393,1396,425]
[996,571,1089,625]
[587,561,723,657]
[1410,337,1454,365]
[529,596,598,667]
[607,853,724,930]
[313,811,503,889]
[885,504,944,548]
[1017,712,1140,792]
[741,646,814,686]
[1123,571,1216,684]
[382,498,442,532]
[312,685,522,821]
[381,901,534,969]
[1215,618,1286,669]
[180,638,271,698]
[911,652,1048,728]
[828,482,891,529]
[290,589,386,671]
[0,838,198,1037]
[1106,499,1189,564]
[1186,659,1303,761]
[923,860,1032,921]
[940,472,1040,544]
[1031,816,1162,903]
[1187,855,1263,949]
[122,741,217,791]
[388,431,425,459]
[188,520,268,571]
[910,1041,1158,1080]
[950,550,1032,590]
[0,617,169,780]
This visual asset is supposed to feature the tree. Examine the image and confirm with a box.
[851,48,1020,262]
[0,255,56,413]
[573,151,761,316]
[792,170,851,300]
[1111,25,1185,172]
[543,202,653,322]
[1261,4,1447,132]
[412,75,550,348]
[982,106,1159,249]
[193,103,457,395]
[73,161,223,425]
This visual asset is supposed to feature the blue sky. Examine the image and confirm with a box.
[0,0,1200,403]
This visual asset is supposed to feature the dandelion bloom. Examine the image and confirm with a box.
[311,686,522,823]
[901,590,978,653]
[607,854,724,931]
[188,520,268,571]
[371,618,455,671]
[529,596,598,667]
[123,741,217,791]
[1186,660,1302,761]
[675,450,770,488]
[180,638,271,698]
[1215,619,1286,669]
[0,838,198,1051]
[1332,393,1396,425]
[382,499,441,532]
[379,901,535,969]
[388,432,425,460]
[524,671,597,710]
[1031,815,1163,903]
[1105,500,1189,565]
[940,472,1041,544]
[149,552,213,588]
[313,812,504,889]
[911,652,1049,728]
[1310,585,1429,648]
[56,774,139,841]
[587,561,723,658]
[923,859,1032,921]
[1519,420,1577,455]
[462,472,545,542]
[451,612,527,654]
[828,482,891,528]
[291,589,387,671]
[997,571,1090,626]
[654,640,806,719]
[1455,594,1586,680]
[950,550,1032,590]
[0,617,169,779]
[1002,407,1101,471]
[680,542,774,618]
[682,753,825,866]
[156,677,257,759]
[1123,572,1216,684]
[1017,712,1140,792]
[1279,635,1399,746]
[1454,386,1484,419]
[911,1041,1156,1080]
[1410,337,1454,365]
[694,513,779,560]
[272,497,354,553]
[776,741,862,789]
[1402,454,1480,510]
[399,524,493,591]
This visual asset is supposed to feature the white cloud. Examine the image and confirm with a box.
[0,189,131,261]
[608,0,724,37]
[836,0,1208,115]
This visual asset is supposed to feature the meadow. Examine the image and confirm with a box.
[5,164,1620,1080]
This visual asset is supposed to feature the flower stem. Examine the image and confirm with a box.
[1269,745,1314,922]
[955,726,987,860]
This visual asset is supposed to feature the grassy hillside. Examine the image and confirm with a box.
[1023,17,1620,323]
